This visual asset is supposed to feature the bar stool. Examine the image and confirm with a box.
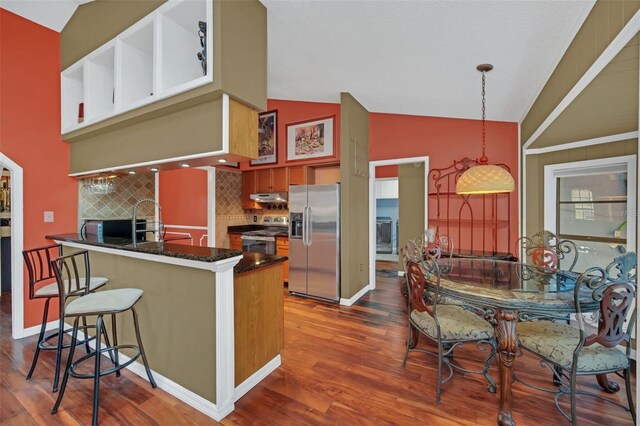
[50,250,157,425]
[23,244,110,392]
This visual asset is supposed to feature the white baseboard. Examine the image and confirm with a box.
[17,320,58,340]
[234,355,281,401]
[340,284,371,306]
[67,323,227,421]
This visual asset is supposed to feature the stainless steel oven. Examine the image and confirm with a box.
[241,235,276,254]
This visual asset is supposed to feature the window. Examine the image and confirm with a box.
[544,155,636,272]
[569,189,594,220]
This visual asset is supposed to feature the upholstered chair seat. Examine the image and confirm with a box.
[34,277,109,297]
[65,289,143,316]
[519,321,629,372]
[411,305,493,341]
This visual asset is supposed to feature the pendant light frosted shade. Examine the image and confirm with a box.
[456,164,514,195]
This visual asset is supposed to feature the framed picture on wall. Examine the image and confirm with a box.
[251,110,277,166]
[286,116,335,162]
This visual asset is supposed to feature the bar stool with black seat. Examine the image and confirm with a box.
[23,243,110,392]
[50,250,157,425]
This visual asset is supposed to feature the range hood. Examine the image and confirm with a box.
[250,192,288,203]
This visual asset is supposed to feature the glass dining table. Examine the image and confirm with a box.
[428,257,606,426]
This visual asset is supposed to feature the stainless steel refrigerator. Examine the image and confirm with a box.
[288,184,340,302]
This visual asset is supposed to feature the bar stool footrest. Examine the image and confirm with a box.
[39,324,101,351]
[69,345,141,379]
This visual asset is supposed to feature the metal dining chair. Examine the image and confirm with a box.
[517,252,636,424]
[23,243,111,392]
[401,242,497,404]
[517,230,578,271]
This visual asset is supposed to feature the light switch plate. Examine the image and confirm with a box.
[44,211,54,222]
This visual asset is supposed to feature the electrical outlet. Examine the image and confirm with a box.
[360,263,363,271]
[44,211,54,223]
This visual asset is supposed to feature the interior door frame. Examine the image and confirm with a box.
[543,155,637,258]
[0,153,25,340]
[368,156,429,290]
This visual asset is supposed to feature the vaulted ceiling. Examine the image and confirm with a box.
[2,0,595,123]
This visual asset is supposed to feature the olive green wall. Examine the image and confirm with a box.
[219,0,267,111]
[522,0,640,143]
[79,249,217,403]
[521,0,639,252]
[69,94,223,174]
[340,93,370,299]
[398,163,425,269]
[61,0,165,70]
[525,139,638,238]
[531,34,638,149]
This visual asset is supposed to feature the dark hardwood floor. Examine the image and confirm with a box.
[1,260,634,425]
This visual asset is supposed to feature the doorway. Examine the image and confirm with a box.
[368,157,429,289]
[0,153,24,339]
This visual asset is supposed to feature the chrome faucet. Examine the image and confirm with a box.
[131,198,164,247]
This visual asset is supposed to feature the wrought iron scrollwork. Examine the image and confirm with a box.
[517,230,578,271]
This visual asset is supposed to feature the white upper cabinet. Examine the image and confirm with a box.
[61,0,213,135]
[159,0,210,97]
[118,17,155,110]
[375,179,399,199]
[85,42,115,121]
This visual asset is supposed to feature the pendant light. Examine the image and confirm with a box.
[456,64,514,195]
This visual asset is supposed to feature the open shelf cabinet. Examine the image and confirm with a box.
[85,42,115,122]
[160,0,210,96]
[118,17,155,109]
[61,0,213,135]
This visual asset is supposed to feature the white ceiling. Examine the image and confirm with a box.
[0,0,90,32]
[2,0,594,123]
[263,0,595,122]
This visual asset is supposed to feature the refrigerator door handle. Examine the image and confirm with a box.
[307,206,313,246]
[302,206,309,247]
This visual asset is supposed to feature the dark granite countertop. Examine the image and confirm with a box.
[234,252,288,274]
[228,225,289,238]
[47,233,243,263]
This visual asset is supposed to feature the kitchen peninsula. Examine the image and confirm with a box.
[45,233,286,421]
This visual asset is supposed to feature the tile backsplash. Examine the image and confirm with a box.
[215,168,288,247]
[78,174,155,226]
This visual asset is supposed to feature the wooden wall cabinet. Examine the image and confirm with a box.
[276,237,289,283]
[256,167,288,192]
[242,170,261,209]
[306,164,341,185]
[229,234,243,251]
[288,165,306,185]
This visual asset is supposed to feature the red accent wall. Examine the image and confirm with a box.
[375,165,398,178]
[159,169,208,245]
[238,99,341,170]
[0,10,79,328]
[370,112,519,253]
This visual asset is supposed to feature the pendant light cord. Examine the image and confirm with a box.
[480,70,487,163]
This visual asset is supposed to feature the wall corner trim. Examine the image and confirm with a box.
[340,284,371,306]
[525,131,639,155]
[234,355,281,401]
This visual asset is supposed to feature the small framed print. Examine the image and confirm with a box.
[286,116,335,162]
[251,110,277,166]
